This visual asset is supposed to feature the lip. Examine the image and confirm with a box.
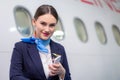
[43,32,50,37]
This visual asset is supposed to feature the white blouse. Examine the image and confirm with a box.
[39,45,52,78]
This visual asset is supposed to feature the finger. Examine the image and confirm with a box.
[49,64,60,71]
[49,70,59,76]
[49,65,57,71]
[52,63,60,67]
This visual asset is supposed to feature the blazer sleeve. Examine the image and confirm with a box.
[10,42,30,80]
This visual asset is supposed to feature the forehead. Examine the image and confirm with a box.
[37,14,57,23]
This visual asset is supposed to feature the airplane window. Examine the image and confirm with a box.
[95,22,107,44]
[52,18,64,41]
[112,25,120,46]
[14,6,33,37]
[74,18,88,42]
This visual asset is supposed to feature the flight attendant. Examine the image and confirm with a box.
[10,4,71,80]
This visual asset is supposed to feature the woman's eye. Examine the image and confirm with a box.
[49,23,56,27]
[40,22,47,26]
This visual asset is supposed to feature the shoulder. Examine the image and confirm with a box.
[14,41,26,46]
[14,41,34,48]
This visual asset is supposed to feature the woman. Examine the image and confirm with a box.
[10,4,71,80]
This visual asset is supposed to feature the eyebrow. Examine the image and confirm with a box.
[40,21,56,25]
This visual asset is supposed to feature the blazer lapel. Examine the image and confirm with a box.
[27,44,46,79]
[50,40,58,54]
[50,40,61,58]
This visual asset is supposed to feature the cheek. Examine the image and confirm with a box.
[51,27,55,32]
[35,27,41,34]
[35,24,42,31]
[50,29,55,35]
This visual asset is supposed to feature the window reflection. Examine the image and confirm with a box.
[95,22,107,44]
[112,25,120,46]
[14,6,33,37]
[52,18,64,41]
[74,18,88,43]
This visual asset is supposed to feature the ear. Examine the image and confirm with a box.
[32,19,36,26]
[32,19,36,36]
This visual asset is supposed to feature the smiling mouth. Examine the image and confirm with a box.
[43,32,50,37]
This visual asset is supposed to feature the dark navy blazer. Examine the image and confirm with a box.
[10,40,71,80]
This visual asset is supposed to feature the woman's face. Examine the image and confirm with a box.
[33,14,57,40]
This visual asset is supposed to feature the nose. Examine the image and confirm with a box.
[44,26,50,32]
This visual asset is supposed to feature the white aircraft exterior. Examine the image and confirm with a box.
[0,0,120,80]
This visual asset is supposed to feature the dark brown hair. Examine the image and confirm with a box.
[34,4,58,22]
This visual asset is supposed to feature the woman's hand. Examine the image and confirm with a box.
[49,62,66,79]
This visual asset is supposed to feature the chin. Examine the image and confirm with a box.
[41,37,50,40]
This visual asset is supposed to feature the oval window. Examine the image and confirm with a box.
[112,25,120,46]
[95,22,107,44]
[14,6,33,37]
[74,18,88,43]
[52,18,64,41]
